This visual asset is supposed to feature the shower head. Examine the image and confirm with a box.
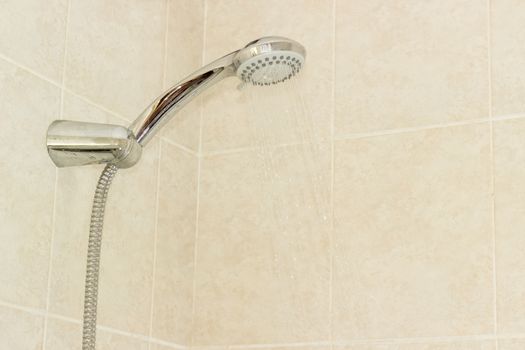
[233,37,306,86]
[46,36,306,168]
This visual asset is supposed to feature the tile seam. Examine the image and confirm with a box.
[147,140,164,347]
[190,0,207,346]
[329,0,337,346]
[3,299,525,349]
[487,0,499,347]
[42,0,72,347]
[148,1,171,345]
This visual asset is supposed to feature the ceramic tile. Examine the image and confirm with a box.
[335,0,489,136]
[0,0,68,82]
[491,0,525,116]
[333,124,494,340]
[0,306,43,350]
[151,142,198,344]
[193,143,331,345]
[44,318,82,350]
[0,59,60,308]
[65,0,166,119]
[494,118,525,333]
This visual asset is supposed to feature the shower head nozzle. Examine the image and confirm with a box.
[233,36,306,86]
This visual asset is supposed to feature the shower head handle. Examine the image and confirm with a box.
[129,50,238,146]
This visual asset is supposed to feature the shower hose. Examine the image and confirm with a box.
[82,163,118,350]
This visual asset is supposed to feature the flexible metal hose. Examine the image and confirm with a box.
[82,164,118,350]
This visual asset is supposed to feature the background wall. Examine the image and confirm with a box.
[2,1,525,350]
[0,0,203,349]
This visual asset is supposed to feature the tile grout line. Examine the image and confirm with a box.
[48,312,80,325]
[148,338,187,350]
[189,77,203,350]
[147,0,170,347]
[334,118,493,140]
[162,0,170,92]
[330,335,499,347]
[201,141,336,158]
[63,87,129,122]
[492,113,525,122]
[487,0,499,347]
[161,136,199,157]
[5,297,525,349]
[42,0,71,347]
[147,140,164,348]
[190,0,208,346]
[51,311,187,349]
[329,0,336,346]
[42,128,60,347]
[199,116,525,159]
[0,52,62,89]
[0,300,46,317]
[0,299,187,349]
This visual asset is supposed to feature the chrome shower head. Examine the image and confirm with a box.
[46,36,306,168]
[233,37,306,86]
[129,36,307,146]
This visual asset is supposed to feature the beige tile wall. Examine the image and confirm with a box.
[3,0,525,349]
[491,0,525,116]
[193,144,331,345]
[335,0,489,135]
[494,118,525,334]
[0,0,202,349]
[333,124,493,340]
[192,0,525,349]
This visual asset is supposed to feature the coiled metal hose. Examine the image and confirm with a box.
[82,164,118,350]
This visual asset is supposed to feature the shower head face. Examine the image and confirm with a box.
[233,37,306,86]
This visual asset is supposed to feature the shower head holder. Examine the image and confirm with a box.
[47,120,142,168]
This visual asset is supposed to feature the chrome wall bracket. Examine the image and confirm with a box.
[46,120,142,168]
